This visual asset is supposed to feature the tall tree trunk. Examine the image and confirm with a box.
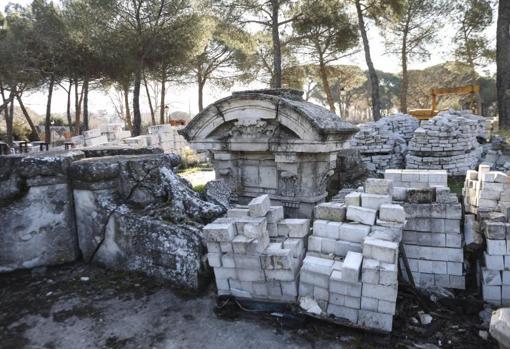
[74,79,81,135]
[83,76,89,131]
[143,74,156,125]
[400,26,409,113]
[271,0,282,88]
[66,79,73,133]
[160,68,166,124]
[497,0,510,130]
[45,77,55,144]
[318,53,335,113]
[0,84,12,145]
[198,75,206,112]
[355,0,381,121]
[16,94,39,140]
[7,97,14,145]
[132,62,142,136]
[123,83,132,131]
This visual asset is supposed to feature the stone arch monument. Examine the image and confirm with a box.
[179,89,358,217]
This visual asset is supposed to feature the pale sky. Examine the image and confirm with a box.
[0,0,497,117]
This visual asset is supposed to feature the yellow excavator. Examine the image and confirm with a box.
[409,84,481,120]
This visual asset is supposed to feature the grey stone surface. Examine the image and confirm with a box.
[490,308,510,349]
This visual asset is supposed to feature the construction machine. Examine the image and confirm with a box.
[408,84,481,120]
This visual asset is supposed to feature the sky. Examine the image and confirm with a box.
[0,0,497,117]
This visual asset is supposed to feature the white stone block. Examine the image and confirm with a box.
[485,222,507,240]
[363,237,398,264]
[308,235,322,253]
[482,267,502,285]
[312,220,329,238]
[418,260,447,274]
[203,222,236,242]
[344,295,361,309]
[266,206,284,223]
[361,296,379,311]
[265,269,295,281]
[447,262,463,276]
[361,258,380,284]
[392,186,408,201]
[227,208,250,218]
[330,270,362,297]
[327,304,358,323]
[208,253,222,267]
[299,282,314,297]
[314,202,346,222]
[483,284,501,303]
[364,178,393,195]
[221,254,235,268]
[379,204,406,223]
[215,277,230,291]
[503,271,510,285]
[345,192,361,207]
[248,194,271,217]
[278,219,310,238]
[358,310,393,332]
[487,239,507,255]
[361,193,392,210]
[281,281,298,297]
[220,242,233,253]
[341,251,363,283]
[347,206,377,225]
[214,267,237,279]
[321,238,336,255]
[485,253,505,270]
[325,221,343,240]
[340,223,371,243]
[379,262,398,285]
[234,254,261,269]
[378,300,396,315]
[313,286,329,301]
[206,242,221,253]
[361,283,398,302]
[241,217,268,239]
[236,268,265,282]
[283,238,304,258]
[334,240,362,256]
[329,292,346,306]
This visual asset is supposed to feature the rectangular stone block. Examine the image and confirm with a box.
[346,206,377,226]
[239,217,267,239]
[329,292,346,306]
[344,295,361,309]
[277,219,310,238]
[483,284,501,303]
[314,202,346,222]
[340,223,371,243]
[341,251,363,283]
[402,231,446,247]
[362,258,380,284]
[308,236,322,252]
[203,221,236,242]
[234,254,261,269]
[325,221,343,240]
[361,193,392,210]
[214,267,237,279]
[227,208,250,218]
[283,238,304,258]
[362,283,398,302]
[358,310,393,332]
[248,194,271,217]
[345,192,361,207]
[485,252,505,270]
[487,239,507,255]
[364,178,393,195]
[281,281,297,297]
[482,267,502,286]
[447,262,463,276]
[265,269,295,281]
[378,300,396,315]
[321,238,336,255]
[379,204,406,223]
[266,206,284,223]
[313,286,329,301]
[215,277,230,291]
[363,237,398,264]
[361,296,379,311]
[312,220,329,238]
[485,222,507,240]
[208,253,222,268]
[220,242,233,253]
[418,260,447,274]
[406,188,436,204]
[327,304,358,323]
[330,270,362,297]
[206,242,221,253]
[334,240,362,256]
[236,268,265,282]
[300,270,329,289]
[379,262,398,285]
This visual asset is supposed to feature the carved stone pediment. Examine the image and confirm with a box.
[229,119,277,139]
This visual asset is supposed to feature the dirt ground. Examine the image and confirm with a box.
[0,263,498,349]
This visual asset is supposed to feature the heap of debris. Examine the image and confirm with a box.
[406,111,484,175]
[350,113,419,175]
[481,136,510,173]
[300,179,403,332]
[463,165,510,305]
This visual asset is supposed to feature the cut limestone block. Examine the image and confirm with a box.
[277,219,310,238]
[363,237,398,264]
[485,222,507,240]
[346,206,377,225]
[340,223,371,243]
[248,194,271,217]
[345,192,361,207]
[266,206,284,223]
[379,204,406,223]
[203,221,237,242]
[364,178,393,195]
[314,202,346,222]
[406,188,436,204]
[341,251,363,283]
[361,193,392,210]
[227,208,250,218]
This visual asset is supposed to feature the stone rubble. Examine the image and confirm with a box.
[203,195,308,302]
[480,136,510,173]
[384,169,465,289]
[463,166,510,305]
[299,180,402,332]
[490,308,510,349]
[350,113,419,175]
[406,111,484,175]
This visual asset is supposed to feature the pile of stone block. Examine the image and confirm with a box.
[203,195,309,302]
[298,179,404,332]
[351,114,419,174]
[100,123,131,142]
[406,112,483,175]
[148,124,190,155]
[383,169,465,289]
[463,165,510,304]
[82,129,109,147]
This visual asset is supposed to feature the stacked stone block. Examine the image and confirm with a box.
[351,114,419,174]
[204,194,309,302]
[463,166,510,304]
[298,179,403,332]
[148,124,190,155]
[100,123,131,142]
[82,128,109,147]
[406,112,483,175]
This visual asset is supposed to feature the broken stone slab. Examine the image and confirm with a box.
[248,194,271,217]
[490,308,510,349]
[346,206,377,225]
[205,179,232,210]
